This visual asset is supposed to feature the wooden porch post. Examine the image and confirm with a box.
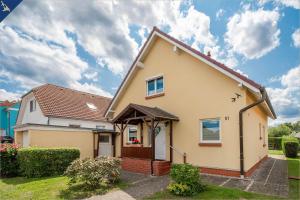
[151,119,155,175]
[140,121,143,146]
[93,133,96,158]
[120,122,124,157]
[169,120,173,163]
[96,133,100,157]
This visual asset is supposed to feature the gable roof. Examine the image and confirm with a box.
[112,103,179,124]
[105,27,276,119]
[26,84,111,121]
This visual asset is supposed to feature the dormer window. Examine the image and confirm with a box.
[86,102,97,110]
[146,76,164,96]
[30,100,36,112]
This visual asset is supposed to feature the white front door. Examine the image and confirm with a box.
[99,134,112,157]
[155,124,166,160]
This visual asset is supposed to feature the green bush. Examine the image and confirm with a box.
[281,136,299,154]
[0,143,19,177]
[168,164,205,196]
[17,147,80,177]
[268,137,282,150]
[64,156,121,188]
[284,142,299,158]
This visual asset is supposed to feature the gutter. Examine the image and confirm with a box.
[239,87,267,177]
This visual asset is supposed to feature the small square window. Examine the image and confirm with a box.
[200,119,221,143]
[99,135,109,143]
[146,76,164,96]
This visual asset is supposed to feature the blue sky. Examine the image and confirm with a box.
[0,0,299,125]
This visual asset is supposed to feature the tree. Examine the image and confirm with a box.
[268,124,292,137]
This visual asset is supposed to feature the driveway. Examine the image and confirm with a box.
[201,157,289,197]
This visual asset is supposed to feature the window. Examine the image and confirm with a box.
[30,100,36,112]
[259,123,262,140]
[200,119,221,143]
[99,135,109,143]
[262,125,266,147]
[128,127,137,142]
[147,76,164,96]
[86,102,97,110]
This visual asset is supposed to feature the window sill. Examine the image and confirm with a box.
[199,143,222,147]
[145,93,165,100]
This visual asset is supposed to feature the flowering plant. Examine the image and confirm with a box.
[0,143,19,177]
[0,143,19,155]
[132,139,140,144]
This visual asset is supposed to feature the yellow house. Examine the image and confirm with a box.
[105,27,276,177]
[14,84,115,159]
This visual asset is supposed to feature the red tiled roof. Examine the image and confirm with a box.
[32,84,111,121]
[0,100,15,107]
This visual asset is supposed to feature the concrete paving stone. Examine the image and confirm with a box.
[249,182,288,197]
[267,159,288,186]
[201,174,230,185]
[250,158,275,182]
[223,178,252,190]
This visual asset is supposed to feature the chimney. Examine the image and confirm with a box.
[207,51,211,57]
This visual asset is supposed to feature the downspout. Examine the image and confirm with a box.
[239,87,267,178]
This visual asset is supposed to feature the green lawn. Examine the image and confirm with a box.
[268,149,284,155]
[0,176,127,200]
[145,184,278,199]
[287,156,300,178]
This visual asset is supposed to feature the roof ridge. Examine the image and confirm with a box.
[34,83,112,100]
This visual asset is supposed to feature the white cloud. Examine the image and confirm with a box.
[258,0,300,10]
[267,65,300,125]
[225,9,280,59]
[84,72,98,82]
[0,89,21,101]
[292,28,300,48]
[216,9,225,19]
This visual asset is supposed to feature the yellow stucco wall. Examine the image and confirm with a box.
[243,92,268,171]
[15,129,94,159]
[112,38,252,171]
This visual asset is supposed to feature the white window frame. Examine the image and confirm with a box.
[127,126,138,143]
[30,100,36,112]
[146,75,164,96]
[200,118,221,143]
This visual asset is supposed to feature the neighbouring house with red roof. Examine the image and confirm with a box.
[15,84,115,158]
[105,27,276,177]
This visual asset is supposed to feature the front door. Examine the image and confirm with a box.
[99,134,112,157]
[155,124,166,160]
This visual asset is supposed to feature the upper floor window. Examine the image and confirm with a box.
[147,76,164,96]
[200,118,221,143]
[30,100,36,112]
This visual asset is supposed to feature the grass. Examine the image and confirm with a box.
[145,184,278,199]
[268,149,284,155]
[0,176,127,200]
[287,156,300,178]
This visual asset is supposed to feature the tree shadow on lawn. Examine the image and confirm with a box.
[59,181,129,199]
[0,176,62,185]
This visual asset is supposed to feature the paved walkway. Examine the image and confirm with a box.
[201,157,289,197]
[87,157,288,199]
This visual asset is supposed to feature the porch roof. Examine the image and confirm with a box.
[112,103,179,124]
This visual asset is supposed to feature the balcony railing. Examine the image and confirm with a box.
[121,147,152,159]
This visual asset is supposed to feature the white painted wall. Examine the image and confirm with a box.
[49,117,113,129]
[21,95,48,125]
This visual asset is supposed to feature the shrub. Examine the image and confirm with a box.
[17,147,80,177]
[0,143,19,177]
[64,156,121,188]
[268,137,282,150]
[168,164,205,196]
[284,142,299,158]
[281,136,299,154]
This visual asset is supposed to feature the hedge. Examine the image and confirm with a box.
[268,137,282,150]
[281,136,299,158]
[0,143,19,177]
[17,148,80,177]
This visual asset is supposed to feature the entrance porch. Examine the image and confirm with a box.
[112,103,179,175]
